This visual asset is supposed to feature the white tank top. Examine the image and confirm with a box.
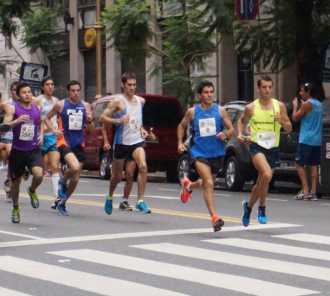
[37,95,58,132]
[117,94,144,145]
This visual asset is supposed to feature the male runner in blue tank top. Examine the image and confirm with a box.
[3,82,43,223]
[292,82,323,201]
[46,80,93,216]
[177,81,234,231]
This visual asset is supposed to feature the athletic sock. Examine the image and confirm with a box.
[51,173,60,197]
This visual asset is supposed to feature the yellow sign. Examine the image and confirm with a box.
[84,28,97,49]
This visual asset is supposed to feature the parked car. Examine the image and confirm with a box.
[177,100,300,191]
[83,94,183,182]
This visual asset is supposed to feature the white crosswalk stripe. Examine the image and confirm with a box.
[0,287,34,296]
[132,242,330,281]
[205,238,330,261]
[274,233,330,245]
[0,256,188,296]
[49,249,318,296]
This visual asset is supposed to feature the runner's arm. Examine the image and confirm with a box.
[84,102,94,133]
[100,100,125,125]
[219,107,234,140]
[45,101,62,134]
[3,104,27,127]
[279,102,292,133]
[177,108,193,153]
[102,124,111,151]
[237,104,253,141]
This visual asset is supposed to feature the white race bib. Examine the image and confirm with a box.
[199,118,216,137]
[256,131,276,149]
[129,117,139,131]
[69,112,83,130]
[19,123,35,141]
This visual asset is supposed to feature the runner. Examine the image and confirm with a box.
[36,77,61,202]
[3,82,43,223]
[177,80,234,232]
[1,81,20,200]
[46,80,93,216]
[237,75,292,227]
[292,82,323,201]
[101,72,151,215]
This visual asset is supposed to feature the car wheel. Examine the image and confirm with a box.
[99,153,111,179]
[224,156,245,191]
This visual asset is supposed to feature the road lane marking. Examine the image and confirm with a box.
[49,249,318,296]
[72,193,178,200]
[0,287,34,296]
[0,224,300,248]
[0,256,187,296]
[274,233,330,245]
[0,230,42,240]
[205,238,330,262]
[133,242,330,282]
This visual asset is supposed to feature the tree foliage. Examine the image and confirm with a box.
[21,7,59,57]
[0,0,31,39]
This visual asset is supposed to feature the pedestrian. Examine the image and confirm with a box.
[35,77,61,203]
[3,82,43,223]
[292,82,323,201]
[46,80,94,216]
[177,80,234,232]
[100,72,151,215]
[237,75,292,227]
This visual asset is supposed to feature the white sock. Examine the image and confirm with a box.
[51,173,60,197]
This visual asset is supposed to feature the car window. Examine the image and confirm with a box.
[143,100,182,128]
[93,102,108,127]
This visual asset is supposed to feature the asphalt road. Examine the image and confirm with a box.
[0,171,330,296]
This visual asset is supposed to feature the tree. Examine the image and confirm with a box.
[202,0,330,99]
[0,0,32,41]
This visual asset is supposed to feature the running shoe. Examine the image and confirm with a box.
[58,177,68,199]
[180,176,192,203]
[257,206,268,224]
[211,215,224,232]
[309,193,319,201]
[28,187,39,209]
[294,191,305,200]
[242,200,251,227]
[51,198,60,210]
[57,202,69,216]
[119,200,133,211]
[11,207,20,223]
[104,196,113,215]
[136,200,151,214]
[4,179,10,193]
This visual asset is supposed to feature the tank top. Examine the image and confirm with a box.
[60,99,87,148]
[113,94,144,145]
[37,94,58,135]
[250,99,281,149]
[12,102,40,151]
[299,98,323,146]
[190,104,225,158]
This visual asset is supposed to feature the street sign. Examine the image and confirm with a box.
[19,62,48,94]
[235,0,259,20]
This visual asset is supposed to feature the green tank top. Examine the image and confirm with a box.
[250,98,281,149]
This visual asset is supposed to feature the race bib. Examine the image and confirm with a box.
[256,131,276,149]
[19,123,35,141]
[199,118,216,137]
[129,117,139,131]
[69,112,83,130]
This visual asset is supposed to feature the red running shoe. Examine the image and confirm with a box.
[180,176,192,203]
[211,215,224,232]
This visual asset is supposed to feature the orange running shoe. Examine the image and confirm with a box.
[211,215,224,232]
[180,176,192,203]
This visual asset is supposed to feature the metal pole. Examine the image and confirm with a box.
[95,0,102,97]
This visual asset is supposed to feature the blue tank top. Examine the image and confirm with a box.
[12,102,40,151]
[190,104,225,158]
[299,98,323,146]
[60,99,87,148]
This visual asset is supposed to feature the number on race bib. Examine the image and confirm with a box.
[256,131,276,149]
[199,118,216,137]
[19,123,35,141]
[69,112,83,130]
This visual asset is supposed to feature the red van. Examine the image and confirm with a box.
[83,94,183,182]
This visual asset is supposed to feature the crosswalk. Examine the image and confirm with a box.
[0,228,329,295]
